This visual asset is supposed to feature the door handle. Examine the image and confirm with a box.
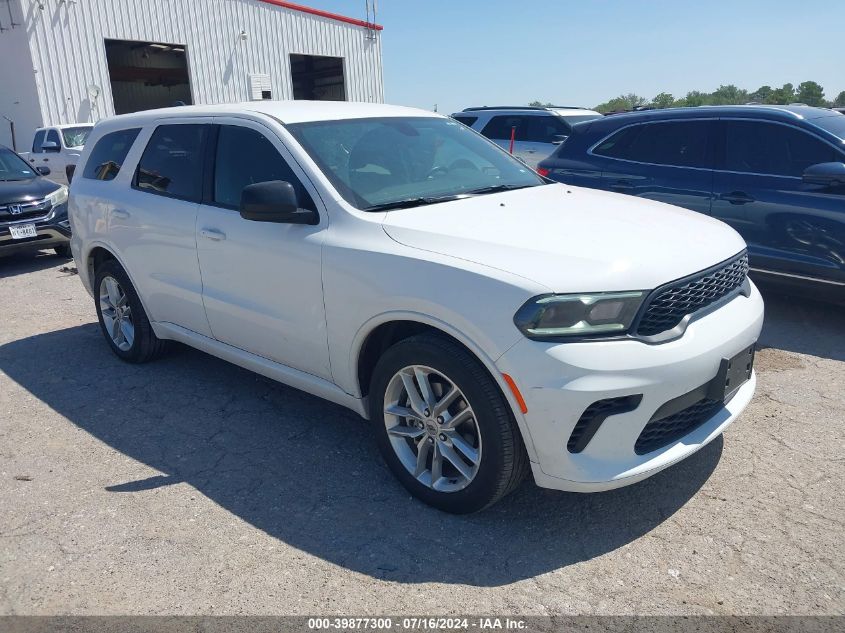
[525,149,537,153]
[719,191,754,205]
[111,209,130,219]
[200,228,226,241]
[609,179,634,192]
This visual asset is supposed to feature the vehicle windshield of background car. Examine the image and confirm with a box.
[287,116,545,210]
[61,126,92,148]
[0,147,37,181]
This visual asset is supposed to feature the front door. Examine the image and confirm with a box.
[196,119,332,380]
[712,119,845,283]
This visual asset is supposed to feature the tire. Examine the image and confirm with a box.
[369,333,528,513]
[53,243,72,258]
[93,259,169,363]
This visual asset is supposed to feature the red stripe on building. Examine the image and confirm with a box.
[258,0,384,31]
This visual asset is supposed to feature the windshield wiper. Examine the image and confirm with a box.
[462,183,537,196]
[363,194,466,212]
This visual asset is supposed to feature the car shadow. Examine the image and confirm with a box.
[0,250,70,279]
[757,285,845,362]
[0,324,722,586]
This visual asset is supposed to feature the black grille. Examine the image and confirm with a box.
[568,394,642,453]
[636,253,749,337]
[634,398,723,455]
[0,201,53,223]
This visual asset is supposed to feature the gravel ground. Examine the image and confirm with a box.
[0,251,843,616]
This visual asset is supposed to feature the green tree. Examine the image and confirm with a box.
[770,83,795,104]
[795,81,825,106]
[710,84,749,105]
[594,93,647,113]
[651,92,675,109]
[834,91,845,107]
[683,90,709,107]
[528,100,555,107]
[749,85,773,103]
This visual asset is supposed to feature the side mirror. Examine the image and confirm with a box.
[551,134,569,145]
[36,165,51,176]
[239,181,318,225]
[802,162,845,189]
[41,141,60,153]
[66,164,76,183]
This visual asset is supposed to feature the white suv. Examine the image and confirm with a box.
[451,106,603,168]
[70,101,763,513]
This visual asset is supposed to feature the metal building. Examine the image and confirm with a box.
[0,0,384,150]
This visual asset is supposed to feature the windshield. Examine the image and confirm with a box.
[0,147,37,181]
[286,116,544,210]
[811,114,845,143]
[61,126,93,148]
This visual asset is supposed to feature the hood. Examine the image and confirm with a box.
[0,177,61,205]
[381,183,747,292]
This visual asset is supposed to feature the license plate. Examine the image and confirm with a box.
[715,345,755,403]
[9,223,37,239]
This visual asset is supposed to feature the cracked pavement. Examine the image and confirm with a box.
[0,251,843,615]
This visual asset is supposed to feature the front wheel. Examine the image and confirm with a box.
[369,334,528,513]
[53,243,72,258]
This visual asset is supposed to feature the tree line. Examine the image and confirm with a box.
[531,82,845,113]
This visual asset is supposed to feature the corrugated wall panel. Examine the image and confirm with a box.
[16,0,383,134]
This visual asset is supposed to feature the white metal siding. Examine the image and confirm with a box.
[0,0,41,149]
[4,0,383,142]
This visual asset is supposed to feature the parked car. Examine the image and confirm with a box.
[70,102,763,513]
[20,123,94,186]
[537,105,845,299]
[451,106,603,168]
[0,144,71,258]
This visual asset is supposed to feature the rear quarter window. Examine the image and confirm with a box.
[82,128,141,181]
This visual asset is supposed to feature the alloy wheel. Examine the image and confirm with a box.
[383,365,482,492]
[99,275,135,352]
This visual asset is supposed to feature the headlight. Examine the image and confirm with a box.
[47,185,69,207]
[514,291,645,339]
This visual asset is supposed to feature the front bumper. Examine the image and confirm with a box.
[0,203,70,256]
[496,281,764,492]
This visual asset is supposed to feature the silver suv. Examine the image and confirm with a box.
[451,106,603,168]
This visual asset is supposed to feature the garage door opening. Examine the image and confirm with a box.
[105,39,192,115]
[290,54,346,101]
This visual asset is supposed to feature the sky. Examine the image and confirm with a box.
[308,0,844,114]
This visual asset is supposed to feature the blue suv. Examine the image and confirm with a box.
[537,106,845,298]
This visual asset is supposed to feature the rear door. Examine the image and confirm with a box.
[596,119,715,216]
[110,118,213,336]
[521,115,570,167]
[712,119,845,282]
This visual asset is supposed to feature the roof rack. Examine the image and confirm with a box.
[461,105,590,112]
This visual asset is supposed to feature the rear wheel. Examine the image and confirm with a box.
[94,260,168,363]
[370,334,528,513]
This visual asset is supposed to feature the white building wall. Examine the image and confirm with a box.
[0,3,41,150]
[1,0,383,145]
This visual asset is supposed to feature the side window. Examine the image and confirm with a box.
[45,129,61,151]
[32,130,46,153]
[724,121,840,177]
[135,124,206,201]
[480,115,529,141]
[525,115,570,142]
[82,128,141,181]
[594,121,710,168]
[213,125,315,210]
[451,115,478,127]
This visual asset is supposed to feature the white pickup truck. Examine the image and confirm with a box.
[19,124,93,185]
